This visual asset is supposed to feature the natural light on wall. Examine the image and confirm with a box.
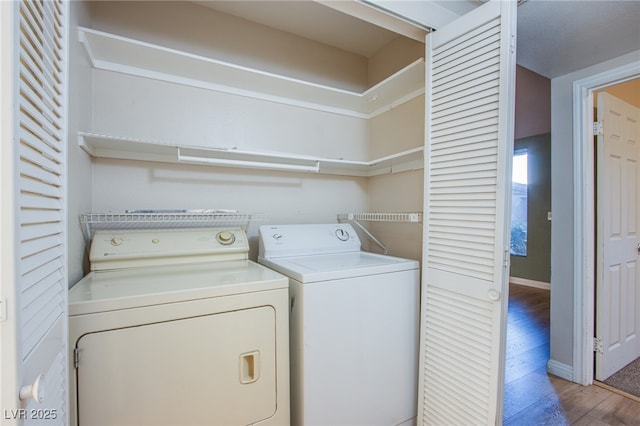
[511,150,528,256]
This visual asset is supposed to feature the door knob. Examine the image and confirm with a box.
[19,374,45,404]
[487,289,501,301]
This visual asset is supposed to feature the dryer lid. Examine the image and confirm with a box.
[69,259,287,316]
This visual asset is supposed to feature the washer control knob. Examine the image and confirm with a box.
[335,228,350,241]
[216,231,235,245]
[110,237,123,246]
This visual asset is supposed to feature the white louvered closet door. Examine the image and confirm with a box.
[0,1,68,424]
[419,1,516,425]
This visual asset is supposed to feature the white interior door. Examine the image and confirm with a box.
[0,1,68,423]
[595,91,640,381]
[418,0,516,424]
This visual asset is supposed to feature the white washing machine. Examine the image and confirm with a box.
[258,223,420,426]
[69,227,289,426]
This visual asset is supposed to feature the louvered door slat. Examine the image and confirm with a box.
[434,53,500,91]
[23,288,64,356]
[20,207,62,224]
[19,174,61,199]
[19,90,60,140]
[21,235,63,265]
[21,13,63,121]
[20,71,61,129]
[21,267,63,317]
[20,9,62,115]
[21,192,63,211]
[433,25,501,74]
[21,246,63,278]
[432,145,498,167]
[20,164,62,192]
[20,249,63,287]
[20,124,63,162]
[20,159,62,188]
[433,93,499,120]
[432,108,499,134]
[433,80,500,110]
[419,1,516,424]
[21,220,63,240]
[19,108,62,153]
[19,75,61,141]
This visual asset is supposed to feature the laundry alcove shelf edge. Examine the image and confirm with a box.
[78,132,424,177]
[78,27,426,119]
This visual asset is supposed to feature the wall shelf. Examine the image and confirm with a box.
[78,27,425,119]
[79,132,424,177]
[337,212,423,223]
[79,211,264,242]
[337,212,423,254]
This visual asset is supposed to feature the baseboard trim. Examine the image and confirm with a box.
[547,359,573,381]
[509,276,551,290]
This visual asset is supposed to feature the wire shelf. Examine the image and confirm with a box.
[337,212,423,255]
[80,211,265,242]
[337,212,422,223]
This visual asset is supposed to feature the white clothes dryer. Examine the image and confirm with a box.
[69,227,289,426]
[258,223,420,426]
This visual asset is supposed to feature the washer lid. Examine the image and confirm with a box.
[258,251,419,283]
[69,260,287,316]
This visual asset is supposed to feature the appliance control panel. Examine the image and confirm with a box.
[89,227,249,271]
[258,223,361,259]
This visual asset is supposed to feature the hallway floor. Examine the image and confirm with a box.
[503,284,640,425]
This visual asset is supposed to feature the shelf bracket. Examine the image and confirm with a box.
[349,219,389,255]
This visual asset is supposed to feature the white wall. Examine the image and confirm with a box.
[367,95,424,260]
[596,78,640,108]
[90,70,369,159]
[515,65,550,140]
[85,67,372,260]
[67,1,93,285]
[91,158,368,261]
[89,1,369,93]
[550,49,640,371]
[368,36,424,88]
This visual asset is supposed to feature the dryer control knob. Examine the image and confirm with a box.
[111,237,123,246]
[216,231,235,245]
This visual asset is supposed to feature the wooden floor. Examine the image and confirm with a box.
[503,284,640,425]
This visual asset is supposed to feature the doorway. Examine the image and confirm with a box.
[573,61,640,387]
[593,79,640,396]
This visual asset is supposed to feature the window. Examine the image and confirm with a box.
[511,150,528,256]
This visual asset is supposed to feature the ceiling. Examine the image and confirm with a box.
[432,0,640,78]
[194,1,407,57]
[515,0,640,78]
[196,0,640,79]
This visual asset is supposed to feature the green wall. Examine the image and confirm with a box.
[510,133,551,283]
